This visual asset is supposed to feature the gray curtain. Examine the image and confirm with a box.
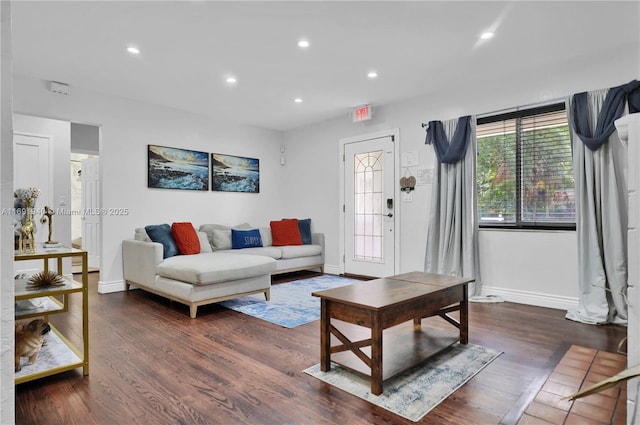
[566,89,628,325]
[424,117,482,296]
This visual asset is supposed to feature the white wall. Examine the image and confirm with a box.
[283,43,639,309]
[0,2,14,423]
[4,12,638,425]
[10,40,640,305]
[70,122,99,155]
[478,229,578,309]
[13,74,286,292]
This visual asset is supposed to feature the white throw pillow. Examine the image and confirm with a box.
[197,231,213,253]
[259,227,273,247]
[211,229,232,250]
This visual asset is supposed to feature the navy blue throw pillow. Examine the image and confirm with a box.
[282,218,312,244]
[145,224,178,258]
[231,229,263,249]
[298,218,312,244]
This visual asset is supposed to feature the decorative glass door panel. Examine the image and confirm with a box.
[354,151,384,261]
[344,136,395,277]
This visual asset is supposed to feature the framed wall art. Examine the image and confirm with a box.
[211,153,260,193]
[148,145,209,191]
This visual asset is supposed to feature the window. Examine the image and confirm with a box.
[476,103,575,228]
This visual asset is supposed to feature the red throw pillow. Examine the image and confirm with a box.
[270,219,302,246]
[171,222,200,255]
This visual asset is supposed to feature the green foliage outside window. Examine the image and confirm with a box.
[477,108,575,227]
[477,131,516,222]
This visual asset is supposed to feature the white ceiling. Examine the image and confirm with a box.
[10,1,640,131]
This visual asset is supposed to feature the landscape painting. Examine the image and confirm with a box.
[148,145,209,191]
[211,153,260,193]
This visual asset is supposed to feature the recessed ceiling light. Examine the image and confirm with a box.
[480,32,494,40]
[297,40,310,48]
[294,98,303,103]
[127,46,140,54]
[367,71,378,79]
[226,76,237,84]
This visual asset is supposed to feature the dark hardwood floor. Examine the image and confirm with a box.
[15,271,626,425]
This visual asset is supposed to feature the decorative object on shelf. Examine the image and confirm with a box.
[14,187,40,254]
[15,297,47,310]
[14,198,25,250]
[15,319,51,372]
[26,270,65,290]
[40,206,60,247]
[15,275,46,310]
[400,169,416,192]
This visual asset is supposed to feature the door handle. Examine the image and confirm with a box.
[387,213,393,218]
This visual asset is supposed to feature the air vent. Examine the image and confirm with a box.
[48,81,70,95]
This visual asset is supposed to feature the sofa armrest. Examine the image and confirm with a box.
[311,233,325,262]
[122,239,163,288]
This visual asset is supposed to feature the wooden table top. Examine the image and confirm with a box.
[312,272,474,310]
[387,271,475,286]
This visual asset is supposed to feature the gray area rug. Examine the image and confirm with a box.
[304,343,501,422]
[220,274,360,328]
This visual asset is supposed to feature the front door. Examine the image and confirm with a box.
[343,134,396,277]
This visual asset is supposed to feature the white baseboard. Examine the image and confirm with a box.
[319,271,576,311]
[98,279,126,294]
[323,264,341,275]
[95,271,576,311]
[481,285,578,311]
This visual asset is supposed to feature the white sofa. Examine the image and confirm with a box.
[197,223,325,275]
[122,225,325,318]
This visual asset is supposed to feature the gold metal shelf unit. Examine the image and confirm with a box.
[14,245,89,384]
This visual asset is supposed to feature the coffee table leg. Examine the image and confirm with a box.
[320,299,331,371]
[371,316,383,395]
[460,285,469,344]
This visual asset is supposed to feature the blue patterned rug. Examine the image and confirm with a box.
[219,274,361,328]
[304,343,501,422]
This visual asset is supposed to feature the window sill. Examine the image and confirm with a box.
[479,226,576,233]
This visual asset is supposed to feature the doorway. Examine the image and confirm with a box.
[13,116,101,277]
[70,153,99,272]
[70,122,100,271]
[340,129,399,278]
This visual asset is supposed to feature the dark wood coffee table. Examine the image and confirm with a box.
[312,271,473,395]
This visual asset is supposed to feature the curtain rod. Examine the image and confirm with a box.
[476,96,568,119]
[419,96,569,129]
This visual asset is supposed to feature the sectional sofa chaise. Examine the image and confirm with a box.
[122,220,324,318]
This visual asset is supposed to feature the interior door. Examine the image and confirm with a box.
[14,133,51,272]
[81,157,100,269]
[343,136,395,277]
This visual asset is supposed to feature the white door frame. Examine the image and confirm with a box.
[339,128,400,276]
